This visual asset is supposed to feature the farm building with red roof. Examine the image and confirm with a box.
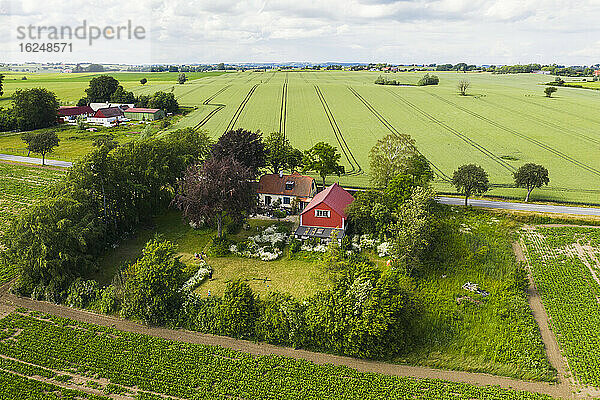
[294,183,355,240]
[257,172,316,210]
[57,106,94,123]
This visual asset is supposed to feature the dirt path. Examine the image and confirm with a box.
[514,241,572,399]
[0,281,572,400]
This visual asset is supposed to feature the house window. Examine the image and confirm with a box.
[285,181,295,190]
[283,197,290,204]
[315,209,330,218]
[265,196,272,205]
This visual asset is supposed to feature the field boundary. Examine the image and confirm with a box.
[224,84,260,133]
[279,73,288,136]
[0,279,574,399]
[192,85,231,130]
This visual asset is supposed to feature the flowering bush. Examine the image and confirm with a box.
[377,241,392,257]
[230,225,289,261]
[181,260,213,292]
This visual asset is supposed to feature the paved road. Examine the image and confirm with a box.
[0,153,72,168]
[437,196,600,216]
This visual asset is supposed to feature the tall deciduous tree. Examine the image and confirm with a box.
[109,86,135,103]
[140,78,148,85]
[513,163,550,202]
[85,75,120,102]
[369,134,418,188]
[173,157,256,237]
[452,164,490,206]
[22,130,60,165]
[12,88,59,131]
[0,74,4,97]
[286,148,304,173]
[302,142,345,189]
[178,73,187,84]
[121,239,185,324]
[404,153,434,185]
[264,131,303,174]
[148,91,179,113]
[212,128,266,177]
[544,86,557,98]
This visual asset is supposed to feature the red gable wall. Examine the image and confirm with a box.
[300,202,344,229]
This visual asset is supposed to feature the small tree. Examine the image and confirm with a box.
[451,164,489,206]
[513,163,549,202]
[220,280,258,338]
[404,153,433,186]
[369,134,418,188]
[22,130,60,165]
[121,239,185,324]
[302,142,345,189]
[264,131,293,174]
[76,115,87,131]
[458,80,470,96]
[140,78,148,85]
[544,86,557,98]
[178,73,187,84]
[0,74,4,97]
[173,157,256,237]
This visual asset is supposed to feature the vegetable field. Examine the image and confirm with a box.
[0,310,556,400]
[521,226,600,387]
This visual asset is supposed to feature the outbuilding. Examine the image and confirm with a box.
[57,106,94,124]
[123,108,165,121]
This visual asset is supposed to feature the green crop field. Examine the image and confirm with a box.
[522,226,600,386]
[2,70,600,204]
[0,309,555,400]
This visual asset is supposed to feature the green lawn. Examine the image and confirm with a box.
[95,211,330,299]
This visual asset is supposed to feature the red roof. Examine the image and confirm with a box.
[123,108,161,113]
[94,107,124,118]
[257,172,315,197]
[57,106,93,117]
[301,183,354,218]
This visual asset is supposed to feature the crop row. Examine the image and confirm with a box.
[0,311,554,400]
[522,227,600,386]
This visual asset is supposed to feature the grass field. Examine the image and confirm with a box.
[0,309,555,400]
[522,226,600,387]
[2,70,599,204]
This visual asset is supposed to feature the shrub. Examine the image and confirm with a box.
[99,285,121,314]
[417,74,439,86]
[289,239,301,254]
[209,236,231,256]
[66,279,100,308]
[219,280,258,338]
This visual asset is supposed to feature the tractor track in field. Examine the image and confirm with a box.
[478,97,600,147]
[314,85,363,177]
[279,73,288,136]
[385,88,516,173]
[424,91,600,178]
[192,85,231,130]
[224,84,260,134]
[497,92,600,127]
[347,86,451,183]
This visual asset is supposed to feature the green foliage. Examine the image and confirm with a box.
[66,278,100,308]
[385,174,416,210]
[544,86,557,97]
[148,91,179,114]
[85,75,120,102]
[140,78,148,85]
[121,239,185,324]
[264,131,303,173]
[417,74,440,86]
[220,280,258,338]
[109,85,135,103]
[11,88,59,131]
[302,141,345,188]
[374,75,401,86]
[209,236,231,256]
[21,130,60,164]
[457,80,470,95]
[369,134,419,188]
[212,128,266,177]
[178,73,187,84]
[452,164,490,205]
[513,163,550,201]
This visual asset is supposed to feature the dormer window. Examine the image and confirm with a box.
[285,181,295,190]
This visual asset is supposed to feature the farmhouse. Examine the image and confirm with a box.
[87,107,126,127]
[123,108,165,121]
[294,183,354,241]
[257,172,316,210]
[57,106,94,124]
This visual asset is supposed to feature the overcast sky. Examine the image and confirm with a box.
[1,0,599,65]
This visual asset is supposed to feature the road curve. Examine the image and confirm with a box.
[0,153,72,168]
[437,196,600,216]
